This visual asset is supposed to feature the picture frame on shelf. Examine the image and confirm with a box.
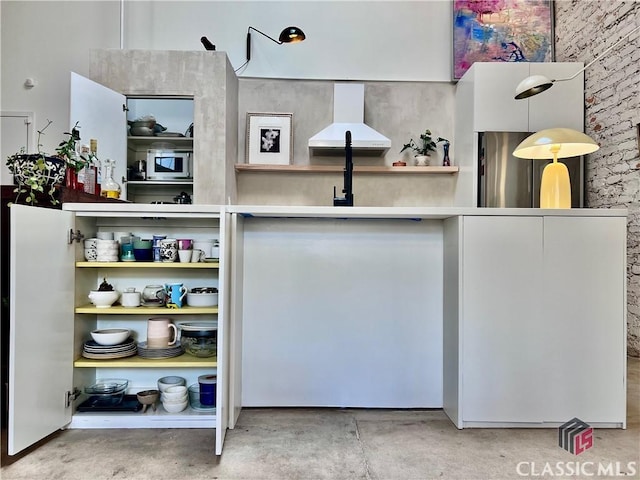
[452,0,554,80]
[246,112,293,165]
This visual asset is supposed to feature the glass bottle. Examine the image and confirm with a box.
[90,139,101,196]
[101,159,121,199]
[80,144,96,195]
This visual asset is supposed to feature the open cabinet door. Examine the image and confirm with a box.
[69,72,127,199]
[214,211,232,455]
[9,205,75,455]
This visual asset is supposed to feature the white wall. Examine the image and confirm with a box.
[0,1,452,158]
[124,1,452,81]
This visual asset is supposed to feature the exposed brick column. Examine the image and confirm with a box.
[555,0,640,356]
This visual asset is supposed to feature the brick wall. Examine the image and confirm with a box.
[555,0,640,356]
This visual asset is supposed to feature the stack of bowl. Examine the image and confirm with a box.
[84,238,98,261]
[160,385,188,413]
[157,376,188,413]
[96,239,119,262]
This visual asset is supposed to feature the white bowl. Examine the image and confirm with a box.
[157,376,186,392]
[90,328,130,346]
[162,400,188,413]
[186,292,218,307]
[88,290,120,308]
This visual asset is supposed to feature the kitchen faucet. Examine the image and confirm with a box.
[333,130,354,207]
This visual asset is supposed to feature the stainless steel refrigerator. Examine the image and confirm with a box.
[478,131,584,208]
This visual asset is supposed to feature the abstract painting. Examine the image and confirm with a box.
[453,0,553,80]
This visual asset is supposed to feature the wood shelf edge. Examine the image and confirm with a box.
[235,164,459,174]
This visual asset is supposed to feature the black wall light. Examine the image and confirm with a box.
[246,26,306,62]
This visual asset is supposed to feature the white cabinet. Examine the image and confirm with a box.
[8,204,230,456]
[444,214,627,427]
[462,62,585,132]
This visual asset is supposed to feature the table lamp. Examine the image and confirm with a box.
[513,128,599,208]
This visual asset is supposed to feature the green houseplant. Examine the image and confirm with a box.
[6,120,85,205]
[400,129,448,166]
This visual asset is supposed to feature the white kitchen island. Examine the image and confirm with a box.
[227,206,627,430]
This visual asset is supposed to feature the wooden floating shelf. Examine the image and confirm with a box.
[76,305,218,314]
[74,355,216,368]
[76,261,219,268]
[235,164,459,174]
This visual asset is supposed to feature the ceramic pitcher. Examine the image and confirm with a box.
[164,282,187,308]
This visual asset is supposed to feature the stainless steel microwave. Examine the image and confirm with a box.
[146,149,192,180]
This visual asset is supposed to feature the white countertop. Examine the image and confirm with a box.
[62,203,628,219]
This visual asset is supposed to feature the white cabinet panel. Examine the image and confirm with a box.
[529,63,584,131]
[541,216,626,423]
[460,216,544,422]
[9,205,75,455]
[472,63,530,132]
[241,217,443,408]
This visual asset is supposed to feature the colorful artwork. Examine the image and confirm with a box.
[453,0,553,79]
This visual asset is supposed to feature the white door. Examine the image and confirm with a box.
[214,212,231,455]
[69,72,127,198]
[1,112,33,185]
[9,205,75,455]
[461,216,544,422]
[541,216,626,424]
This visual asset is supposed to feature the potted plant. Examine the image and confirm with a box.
[5,120,86,205]
[400,129,448,166]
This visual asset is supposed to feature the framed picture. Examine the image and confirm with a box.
[453,0,554,80]
[246,112,293,165]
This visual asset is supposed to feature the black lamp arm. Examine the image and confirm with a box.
[246,26,283,61]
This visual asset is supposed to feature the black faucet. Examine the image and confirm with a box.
[333,130,354,207]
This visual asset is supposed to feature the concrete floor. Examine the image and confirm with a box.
[2,357,639,480]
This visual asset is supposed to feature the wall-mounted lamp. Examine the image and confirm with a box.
[515,23,640,99]
[513,128,599,208]
[246,26,305,62]
[201,36,216,51]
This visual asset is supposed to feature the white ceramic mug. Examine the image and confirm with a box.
[147,317,177,349]
[121,287,141,307]
[178,249,192,263]
[191,249,203,263]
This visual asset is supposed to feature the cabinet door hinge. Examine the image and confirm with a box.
[68,229,85,244]
[122,104,129,112]
[65,388,81,408]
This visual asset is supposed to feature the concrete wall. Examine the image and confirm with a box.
[237,78,456,206]
[555,0,640,356]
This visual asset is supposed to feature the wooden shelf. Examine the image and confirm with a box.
[76,261,218,268]
[74,354,216,368]
[235,164,459,174]
[76,305,218,314]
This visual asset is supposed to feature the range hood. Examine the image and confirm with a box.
[308,83,391,157]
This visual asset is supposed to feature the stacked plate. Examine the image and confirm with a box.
[82,338,137,359]
[137,341,184,359]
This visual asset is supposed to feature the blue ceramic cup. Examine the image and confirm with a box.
[164,283,187,308]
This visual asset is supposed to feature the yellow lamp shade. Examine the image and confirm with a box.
[513,128,599,209]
